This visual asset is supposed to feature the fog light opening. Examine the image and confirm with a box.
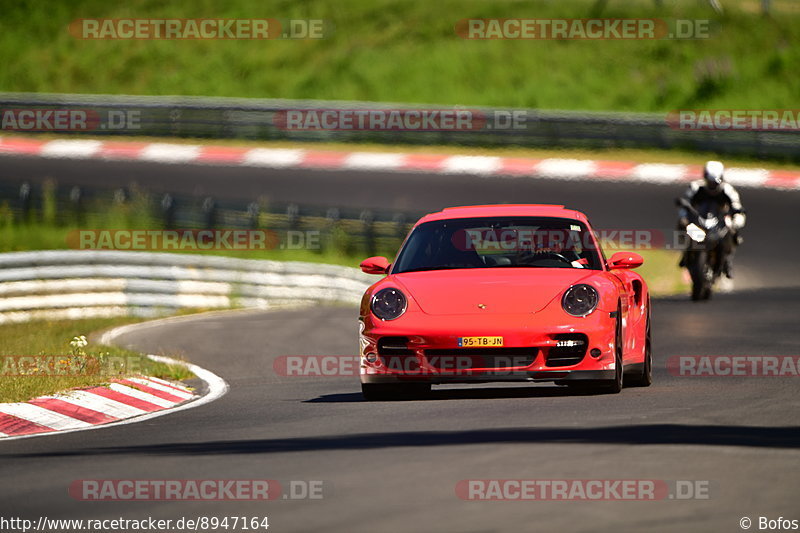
[556,339,586,348]
[590,348,602,358]
[366,353,378,363]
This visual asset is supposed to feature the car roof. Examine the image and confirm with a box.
[415,204,591,226]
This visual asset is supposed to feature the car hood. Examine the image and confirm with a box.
[391,268,599,315]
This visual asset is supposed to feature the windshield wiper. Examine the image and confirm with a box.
[396,266,477,273]
[490,264,549,268]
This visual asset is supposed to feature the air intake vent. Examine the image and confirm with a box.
[545,334,588,367]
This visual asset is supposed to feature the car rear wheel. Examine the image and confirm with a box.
[361,383,431,401]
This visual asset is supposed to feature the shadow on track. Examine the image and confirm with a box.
[305,385,616,403]
[7,425,799,458]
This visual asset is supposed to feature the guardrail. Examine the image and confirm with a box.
[1,92,798,160]
[0,250,373,324]
[0,179,417,261]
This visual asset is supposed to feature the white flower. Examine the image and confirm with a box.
[70,335,88,349]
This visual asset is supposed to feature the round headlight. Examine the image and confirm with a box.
[562,284,599,317]
[370,288,407,321]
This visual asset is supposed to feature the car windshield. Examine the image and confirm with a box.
[392,216,604,274]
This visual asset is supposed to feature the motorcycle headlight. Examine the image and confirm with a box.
[370,288,407,321]
[562,284,599,317]
[686,223,706,243]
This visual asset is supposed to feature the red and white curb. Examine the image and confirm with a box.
[0,353,228,441]
[1,135,799,191]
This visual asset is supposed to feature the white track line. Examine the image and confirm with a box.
[139,143,202,163]
[442,155,503,175]
[243,148,305,167]
[536,158,597,179]
[343,152,405,170]
[40,140,103,159]
[631,163,688,183]
[725,168,770,188]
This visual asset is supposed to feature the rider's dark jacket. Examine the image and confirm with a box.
[677,180,746,231]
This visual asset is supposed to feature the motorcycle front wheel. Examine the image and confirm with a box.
[688,250,713,301]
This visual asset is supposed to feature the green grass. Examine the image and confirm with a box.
[0,317,194,403]
[0,0,798,112]
[634,248,688,296]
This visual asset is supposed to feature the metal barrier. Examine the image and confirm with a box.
[1,92,798,160]
[0,250,373,324]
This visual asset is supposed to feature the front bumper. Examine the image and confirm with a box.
[361,369,615,385]
[359,309,618,385]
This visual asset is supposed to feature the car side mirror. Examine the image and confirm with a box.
[607,251,644,270]
[360,256,391,275]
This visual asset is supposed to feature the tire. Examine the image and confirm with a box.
[563,311,625,395]
[701,261,714,300]
[688,251,710,301]
[627,313,652,387]
[593,309,624,394]
[361,382,430,401]
[701,285,712,300]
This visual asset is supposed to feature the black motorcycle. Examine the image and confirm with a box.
[676,198,734,301]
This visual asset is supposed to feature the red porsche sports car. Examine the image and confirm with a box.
[358,204,652,400]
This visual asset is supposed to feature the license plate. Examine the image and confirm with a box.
[458,336,503,347]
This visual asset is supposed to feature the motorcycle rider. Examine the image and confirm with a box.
[677,161,746,278]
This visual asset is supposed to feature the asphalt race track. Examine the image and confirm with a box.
[1,155,799,532]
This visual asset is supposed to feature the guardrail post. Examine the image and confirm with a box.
[360,210,375,257]
[287,203,299,231]
[247,202,260,229]
[393,213,406,240]
[161,193,176,229]
[323,207,340,253]
[113,188,127,205]
[41,180,57,226]
[19,182,32,223]
[69,186,85,225]
[202,197,217,229]
[392,213,407,252]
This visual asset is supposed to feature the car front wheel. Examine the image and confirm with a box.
[596,309,624,394]
[627,313,652,387]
